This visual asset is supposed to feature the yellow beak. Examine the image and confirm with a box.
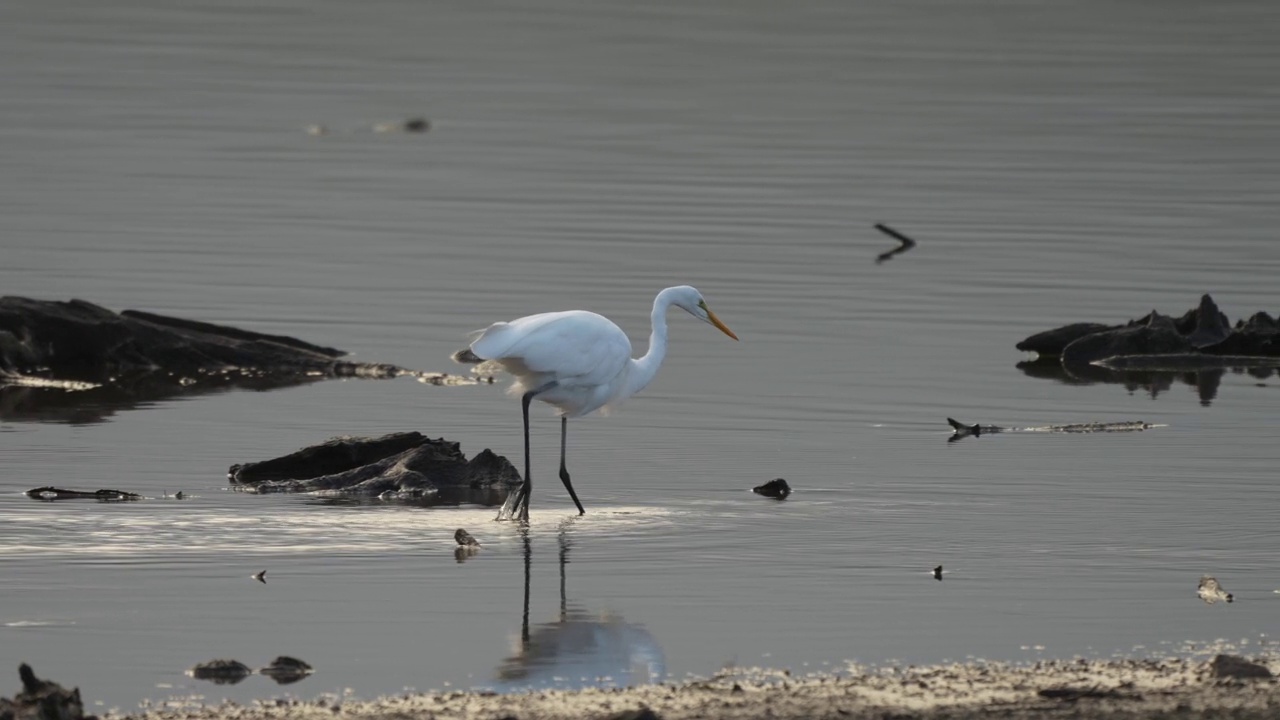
[707,309,739,341]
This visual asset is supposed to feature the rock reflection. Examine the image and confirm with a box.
[0,374,321,425]
[489,525,666,692]
[1016,358,1277,406]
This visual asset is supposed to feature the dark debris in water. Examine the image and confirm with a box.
[752,478,791,499]
[25,486,141,502]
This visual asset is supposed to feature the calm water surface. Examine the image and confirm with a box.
[3,0,1280,711]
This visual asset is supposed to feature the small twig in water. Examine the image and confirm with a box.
[874,223,918,264]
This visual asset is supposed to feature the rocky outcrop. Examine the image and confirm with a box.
[229,433,520,501]
[1017,296,1280,399]
[0,664,91,720]
[1018,295,1280,367]
[0,297,400,384]
[0,297,482,424]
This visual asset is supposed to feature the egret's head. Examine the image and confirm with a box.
[670,285,738,341]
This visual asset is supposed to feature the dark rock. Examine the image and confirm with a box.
[0,664,91,720]
[455,529,481,547]
[258,657,313,685]
[752,478,791,499]
[1015,323,1116,356]
[24,487,140,502]
[188,659,252,685]
[1174,294,1232,349]
[1018,298,1280,383]
[229,433,520,501]
[933,565,943,581]
[0,298,428,425]
[0,297,390,384]
[1061,312,1193,367]
[230,433,429,484]
[1209,654,1272,680]
[1205,311,1280,356]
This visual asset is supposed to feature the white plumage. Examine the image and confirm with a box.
[459,285,738,521]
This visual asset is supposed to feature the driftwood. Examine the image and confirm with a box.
[229,433,520,503]
[24,487,141,502]
[947,417,1160,442]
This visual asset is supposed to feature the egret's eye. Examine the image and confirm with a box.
[697,300,707,311]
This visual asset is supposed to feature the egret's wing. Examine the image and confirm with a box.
[471,311,631,385]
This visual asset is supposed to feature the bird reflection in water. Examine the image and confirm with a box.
[487,523,666,692]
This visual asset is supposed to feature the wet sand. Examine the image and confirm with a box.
[116,654,1280,720]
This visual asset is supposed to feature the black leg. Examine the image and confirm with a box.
[518,388,537,522]
[559,416,586,515]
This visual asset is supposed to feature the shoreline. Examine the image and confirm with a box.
[104,654,1280,720]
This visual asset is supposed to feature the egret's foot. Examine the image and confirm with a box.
[495,483,528,522]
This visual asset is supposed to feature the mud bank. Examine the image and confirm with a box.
[110,655,1280,720]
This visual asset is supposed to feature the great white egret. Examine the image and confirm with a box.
[456,285,738,521]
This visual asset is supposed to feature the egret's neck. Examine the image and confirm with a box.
[624,289,678,398]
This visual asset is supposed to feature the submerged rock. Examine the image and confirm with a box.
[0,664,90,720]
[455,529,481,547]
[188,659,252,685]
[752,478,791,499]
[258,656,313,685]
[229,433,520,501]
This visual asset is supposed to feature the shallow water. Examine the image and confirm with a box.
[3,0,1280,711]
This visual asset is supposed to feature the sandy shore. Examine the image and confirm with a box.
[108,654,1280,720]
